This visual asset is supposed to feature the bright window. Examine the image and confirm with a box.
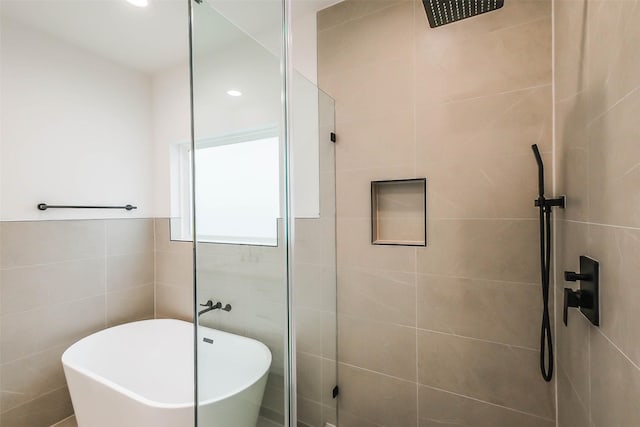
[171,129,281,246]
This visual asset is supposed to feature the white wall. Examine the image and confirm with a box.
[152,35,282,219]
[0,17,154,221]
[151,62,190,219]
[0,2,329,222]
[291,3,320,84]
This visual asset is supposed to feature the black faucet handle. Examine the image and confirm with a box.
[564,271,593,282]
[199,300,222,309]
[563,288,582,326]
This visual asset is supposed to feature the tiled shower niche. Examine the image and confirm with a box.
[371,178,426,246]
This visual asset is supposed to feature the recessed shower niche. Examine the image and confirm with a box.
[371,178,426,246]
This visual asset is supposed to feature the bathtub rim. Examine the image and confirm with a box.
[62,319,272,410]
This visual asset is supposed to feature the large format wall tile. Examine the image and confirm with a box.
[0,258,105,315]
[557,367,590,427]
[418,274,541,349]
[0,386,72,427]
[419,385,555,427]
[338,363,417,427]
[106,218,154,256]
[590,329,640,427]
[0,344,67,412]
[585,0,640,118]
[334,112,415,173]
[417,219,540,284]
[339,314,416,381]
[555,288,590,410]
[417,330,554,419]
[338,267,416,327]
[414,5,551,103]
[554,0,588,101]
[415,85,553,164]
[0,221,105,268]
[587,224,640,366]
[0,218,156,426]
[587,89,640,228]
[555,0,640,423]
[320,0,553,424]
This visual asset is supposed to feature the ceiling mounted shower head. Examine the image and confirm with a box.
[422,0,504,28]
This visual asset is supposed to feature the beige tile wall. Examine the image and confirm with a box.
[555,0,640,425]
[0,218,155,427]
[318,0,555,425]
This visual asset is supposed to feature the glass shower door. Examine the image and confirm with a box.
[189,1,338,426]
[190,1,289,425]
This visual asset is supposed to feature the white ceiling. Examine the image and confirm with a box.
[0,0,340,74]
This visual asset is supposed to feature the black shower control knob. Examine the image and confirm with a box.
[564,271,593,282]
[563,288,582,326]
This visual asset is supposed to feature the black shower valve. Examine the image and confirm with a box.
[562,256,600,327]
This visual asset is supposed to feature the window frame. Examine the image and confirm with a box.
[170,126,281,246]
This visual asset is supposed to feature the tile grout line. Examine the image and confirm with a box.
[421,384,556,422]
[558,362,589,419]
[1,292,110,318]
[0,255,109,271]
[337,267,543,287]
[339,311,541,352]
[596,327,640,372]
[329,82,553,130]
[1,384,69,417]
[50,415,75,427]
[317,1,404,34]
[441,83,553,105]
[564,218,640,232]
[586,85,640,128]
[340,362,555,422]
[488,14,552,35]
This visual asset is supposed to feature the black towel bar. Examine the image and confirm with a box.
[37,203,137,211]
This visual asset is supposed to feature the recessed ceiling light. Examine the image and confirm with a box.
[126,0,149,8]
[227,90,242,97]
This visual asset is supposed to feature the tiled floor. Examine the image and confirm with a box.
[52,415,282,427]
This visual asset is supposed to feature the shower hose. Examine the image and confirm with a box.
[538,202,553,382]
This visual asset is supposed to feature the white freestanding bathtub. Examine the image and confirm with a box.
[62,319,272,427]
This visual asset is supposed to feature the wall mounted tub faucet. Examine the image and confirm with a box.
[198,300,232,316]
[199,300,221,316]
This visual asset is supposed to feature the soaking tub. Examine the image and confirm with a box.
[62,319,272,427]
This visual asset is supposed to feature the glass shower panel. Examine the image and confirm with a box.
[291,75,337,427]
[190,1,288,426]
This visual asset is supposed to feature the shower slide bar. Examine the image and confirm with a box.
[37,203,137,211]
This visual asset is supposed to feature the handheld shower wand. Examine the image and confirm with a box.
[531,144,565,382]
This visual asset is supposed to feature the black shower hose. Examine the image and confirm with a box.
[538,203,553,382]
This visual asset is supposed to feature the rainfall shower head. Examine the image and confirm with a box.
[422,0,504,28]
